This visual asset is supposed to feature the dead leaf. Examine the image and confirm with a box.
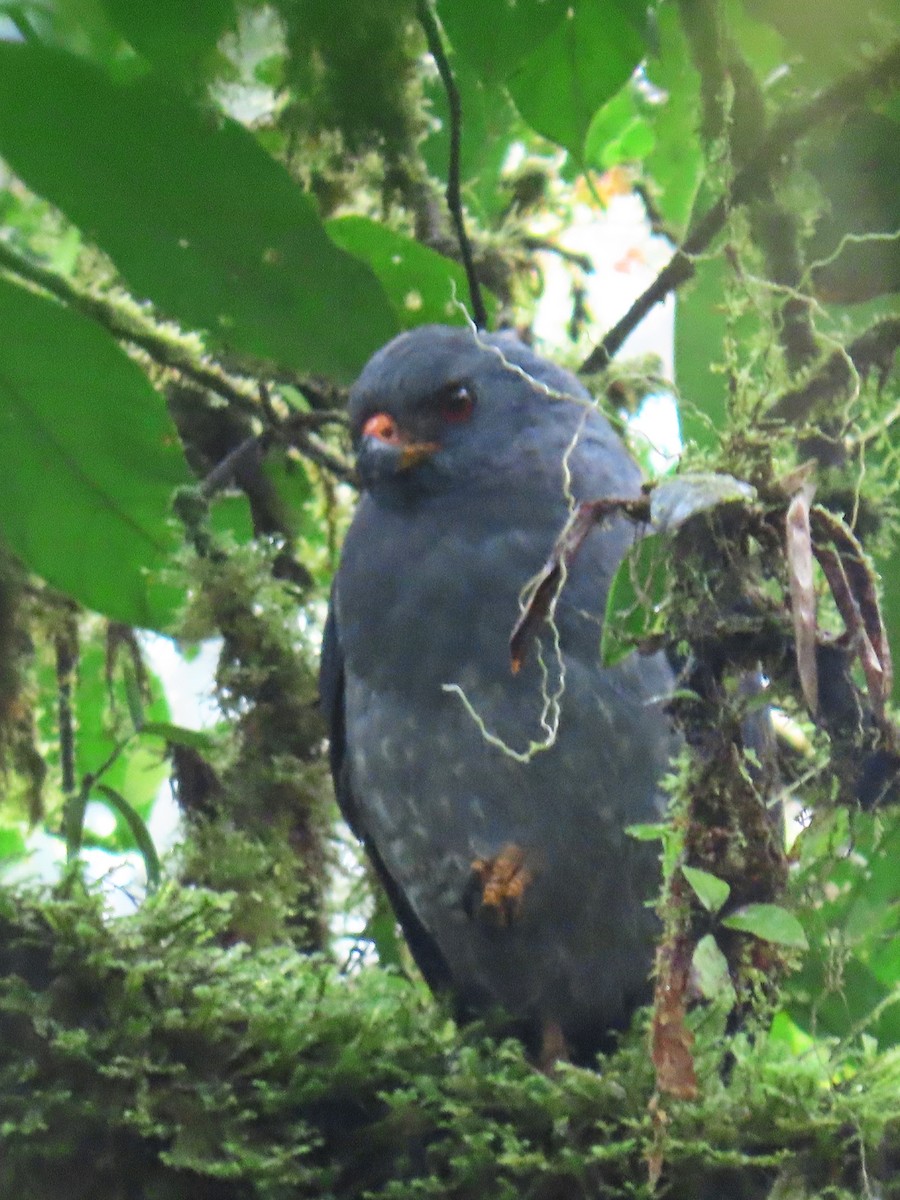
[786,489,819,715]
[651,934,698,1101]
[649,473,756,533]
[811,506,893,717]
[509,496,648,672]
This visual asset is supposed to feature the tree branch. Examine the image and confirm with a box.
[522,237,594,273]
[0,240,346,414]
[0,241,353,478]
[766,316,900,425]
[580,39,900,374]
[0,240,265,415]
[416,0,489,329]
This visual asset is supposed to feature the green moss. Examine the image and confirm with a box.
[1,884,898,1199]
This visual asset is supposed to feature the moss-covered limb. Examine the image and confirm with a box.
[0,239,262,417]
[581,38,900,373]
[766,317,900,426]
[0,884,898,1200]
[0,551,46,824]
[172,507,334,951]
[0,241,354,486]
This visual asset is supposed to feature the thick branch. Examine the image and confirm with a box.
[580,40,900,374]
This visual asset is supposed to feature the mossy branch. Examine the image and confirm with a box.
[0,240,355,480]
[580,39,900,373]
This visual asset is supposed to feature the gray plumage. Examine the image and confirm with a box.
[321,325,674,1057]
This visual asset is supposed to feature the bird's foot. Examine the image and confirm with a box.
[537,1018,570,1075]
[466,842,533,928]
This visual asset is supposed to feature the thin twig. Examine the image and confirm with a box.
[416,0,489,329]
[580,40,900,373]
[521,237,594,273]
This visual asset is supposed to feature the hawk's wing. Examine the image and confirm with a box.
[320,584,454,991]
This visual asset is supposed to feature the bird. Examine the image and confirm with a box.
[320,324,676,1062]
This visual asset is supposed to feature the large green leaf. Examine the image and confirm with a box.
[0,42,397,382]
[508,0,648,162]
[99,0,236,83]
[0,273,190,628]
[436,0,568,83]
[327,216,496,330]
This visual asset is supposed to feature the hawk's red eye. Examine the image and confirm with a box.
[362,411,403,444]
[439,385,475,424]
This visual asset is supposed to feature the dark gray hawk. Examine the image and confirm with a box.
[321,325,674,1059]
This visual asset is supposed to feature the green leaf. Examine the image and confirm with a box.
[585,85,655,170]
[75,636,171,826]
[641,5,704,237]
[364,905,406,971]
[99,0,236,84]
[600,532,669,666]
[96,783,162,890]
[326,216,495,330]
[722,903,808,950]
[0,826,27,860]
[0,42,398,382]
[0,273,190,628]
[607,117,655,165]
[683,865,731,914]
[625,822,668,841]
[691,934,736,1003]
[508,0,647,162]
[674,256,754,452]
[209,492,256,546]
[436,0,568,83]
